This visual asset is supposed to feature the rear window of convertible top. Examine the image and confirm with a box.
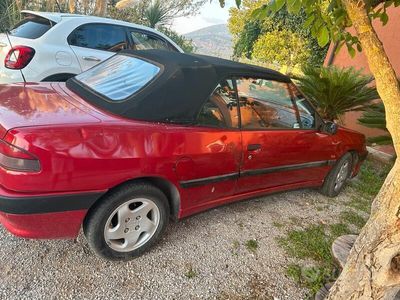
[75,55,161,101]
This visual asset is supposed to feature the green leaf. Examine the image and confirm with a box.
[304,15,315,28]
[251,5,269,20]
[303,0,314,8]
[335,41,345,54]
[384,0,393,8]
[287,0,302,14]
[380,12,389,25]
[335,15,345,26]
[347,44,356,57]
[317,26,330,47]
[219,0,225,8]
[356,43,362,52]
[327,0,337,12]
[235,0,241,8]
[272,0,286,12]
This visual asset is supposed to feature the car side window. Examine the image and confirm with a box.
[236,78,300,130]
[289,84,316,129]
[69,24,128,52]
[129,31,175,51]
[197,79,239,129]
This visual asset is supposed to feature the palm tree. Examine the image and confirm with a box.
[358,102,392,145]
[296,66,379,121]
[144,0,170,28]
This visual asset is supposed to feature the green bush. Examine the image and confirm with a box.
[296,66,378,121]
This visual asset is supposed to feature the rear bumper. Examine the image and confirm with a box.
[0,65,42,84]
[0,68,25,84]
[0,188,105,239]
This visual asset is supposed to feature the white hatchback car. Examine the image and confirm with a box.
[0,11,183,84]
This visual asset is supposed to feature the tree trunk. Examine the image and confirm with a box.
[82,0,90,14]
[327,0,400,299]
[115,0,137,10]
[69,0,76,13]
[94,0,107,16]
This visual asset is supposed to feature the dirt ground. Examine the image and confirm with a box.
[0,187,356,300]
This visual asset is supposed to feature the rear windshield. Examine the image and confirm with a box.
[10,15,55,39]
[75,55,161,101]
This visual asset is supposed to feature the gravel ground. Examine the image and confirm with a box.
[0,187,354,300]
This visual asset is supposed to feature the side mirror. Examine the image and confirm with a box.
[322,121,338,135]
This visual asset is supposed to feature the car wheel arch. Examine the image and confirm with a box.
[338,148,358,167]
[84,176,181,226]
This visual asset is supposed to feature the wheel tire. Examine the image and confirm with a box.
[83,182,169,261]
[320,153,353,197]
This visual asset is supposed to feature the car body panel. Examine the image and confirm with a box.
[0,83,100,134]
[70,45,114,71]
[0,210,87,238]
[238,129,337,193]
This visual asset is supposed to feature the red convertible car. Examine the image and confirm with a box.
[0,50,367,260]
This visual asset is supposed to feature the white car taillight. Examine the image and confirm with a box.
[5,46,35,70]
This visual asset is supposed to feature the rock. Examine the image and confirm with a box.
[315,282,334,300]
[331,235,358,269]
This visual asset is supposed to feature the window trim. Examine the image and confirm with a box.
[67,23,130,52]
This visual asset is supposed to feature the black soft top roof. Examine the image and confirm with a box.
[67,49,291,124]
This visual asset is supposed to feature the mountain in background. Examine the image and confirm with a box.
[184,24,233,59]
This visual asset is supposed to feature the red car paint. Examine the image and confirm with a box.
[0,82,367,239]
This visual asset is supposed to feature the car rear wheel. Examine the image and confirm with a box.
[83,182,169,260]
[320,153,353,197]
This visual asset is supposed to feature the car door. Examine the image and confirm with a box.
[68,23,129,71]
[236,77,336,193]
[175,79,242,207]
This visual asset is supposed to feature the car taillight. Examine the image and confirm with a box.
[0,140,40,172]
[4,46,35,69]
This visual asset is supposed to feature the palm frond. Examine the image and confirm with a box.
[297,66,379,121]
[358,102,388,130]
[144,0,170,28]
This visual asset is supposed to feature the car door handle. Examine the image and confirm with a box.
[82,56,101,62]
[247,144,261,151]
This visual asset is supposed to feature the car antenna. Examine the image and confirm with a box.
[3,27,27,84]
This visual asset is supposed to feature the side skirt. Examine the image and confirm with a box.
[178,180,323,219]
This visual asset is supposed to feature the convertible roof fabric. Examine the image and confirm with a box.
[67,49,291,124]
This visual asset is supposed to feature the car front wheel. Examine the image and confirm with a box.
[83,182,169,260]
[320,153,353,197]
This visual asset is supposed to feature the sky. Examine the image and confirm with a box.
[171,0,236,35]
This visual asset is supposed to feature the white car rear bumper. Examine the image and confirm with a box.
[0,66,40,84]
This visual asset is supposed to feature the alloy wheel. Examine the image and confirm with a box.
[104,198,160,252]
[334,161,350,192]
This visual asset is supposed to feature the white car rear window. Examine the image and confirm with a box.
[10,15,55,39]
[75,55,160,101]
